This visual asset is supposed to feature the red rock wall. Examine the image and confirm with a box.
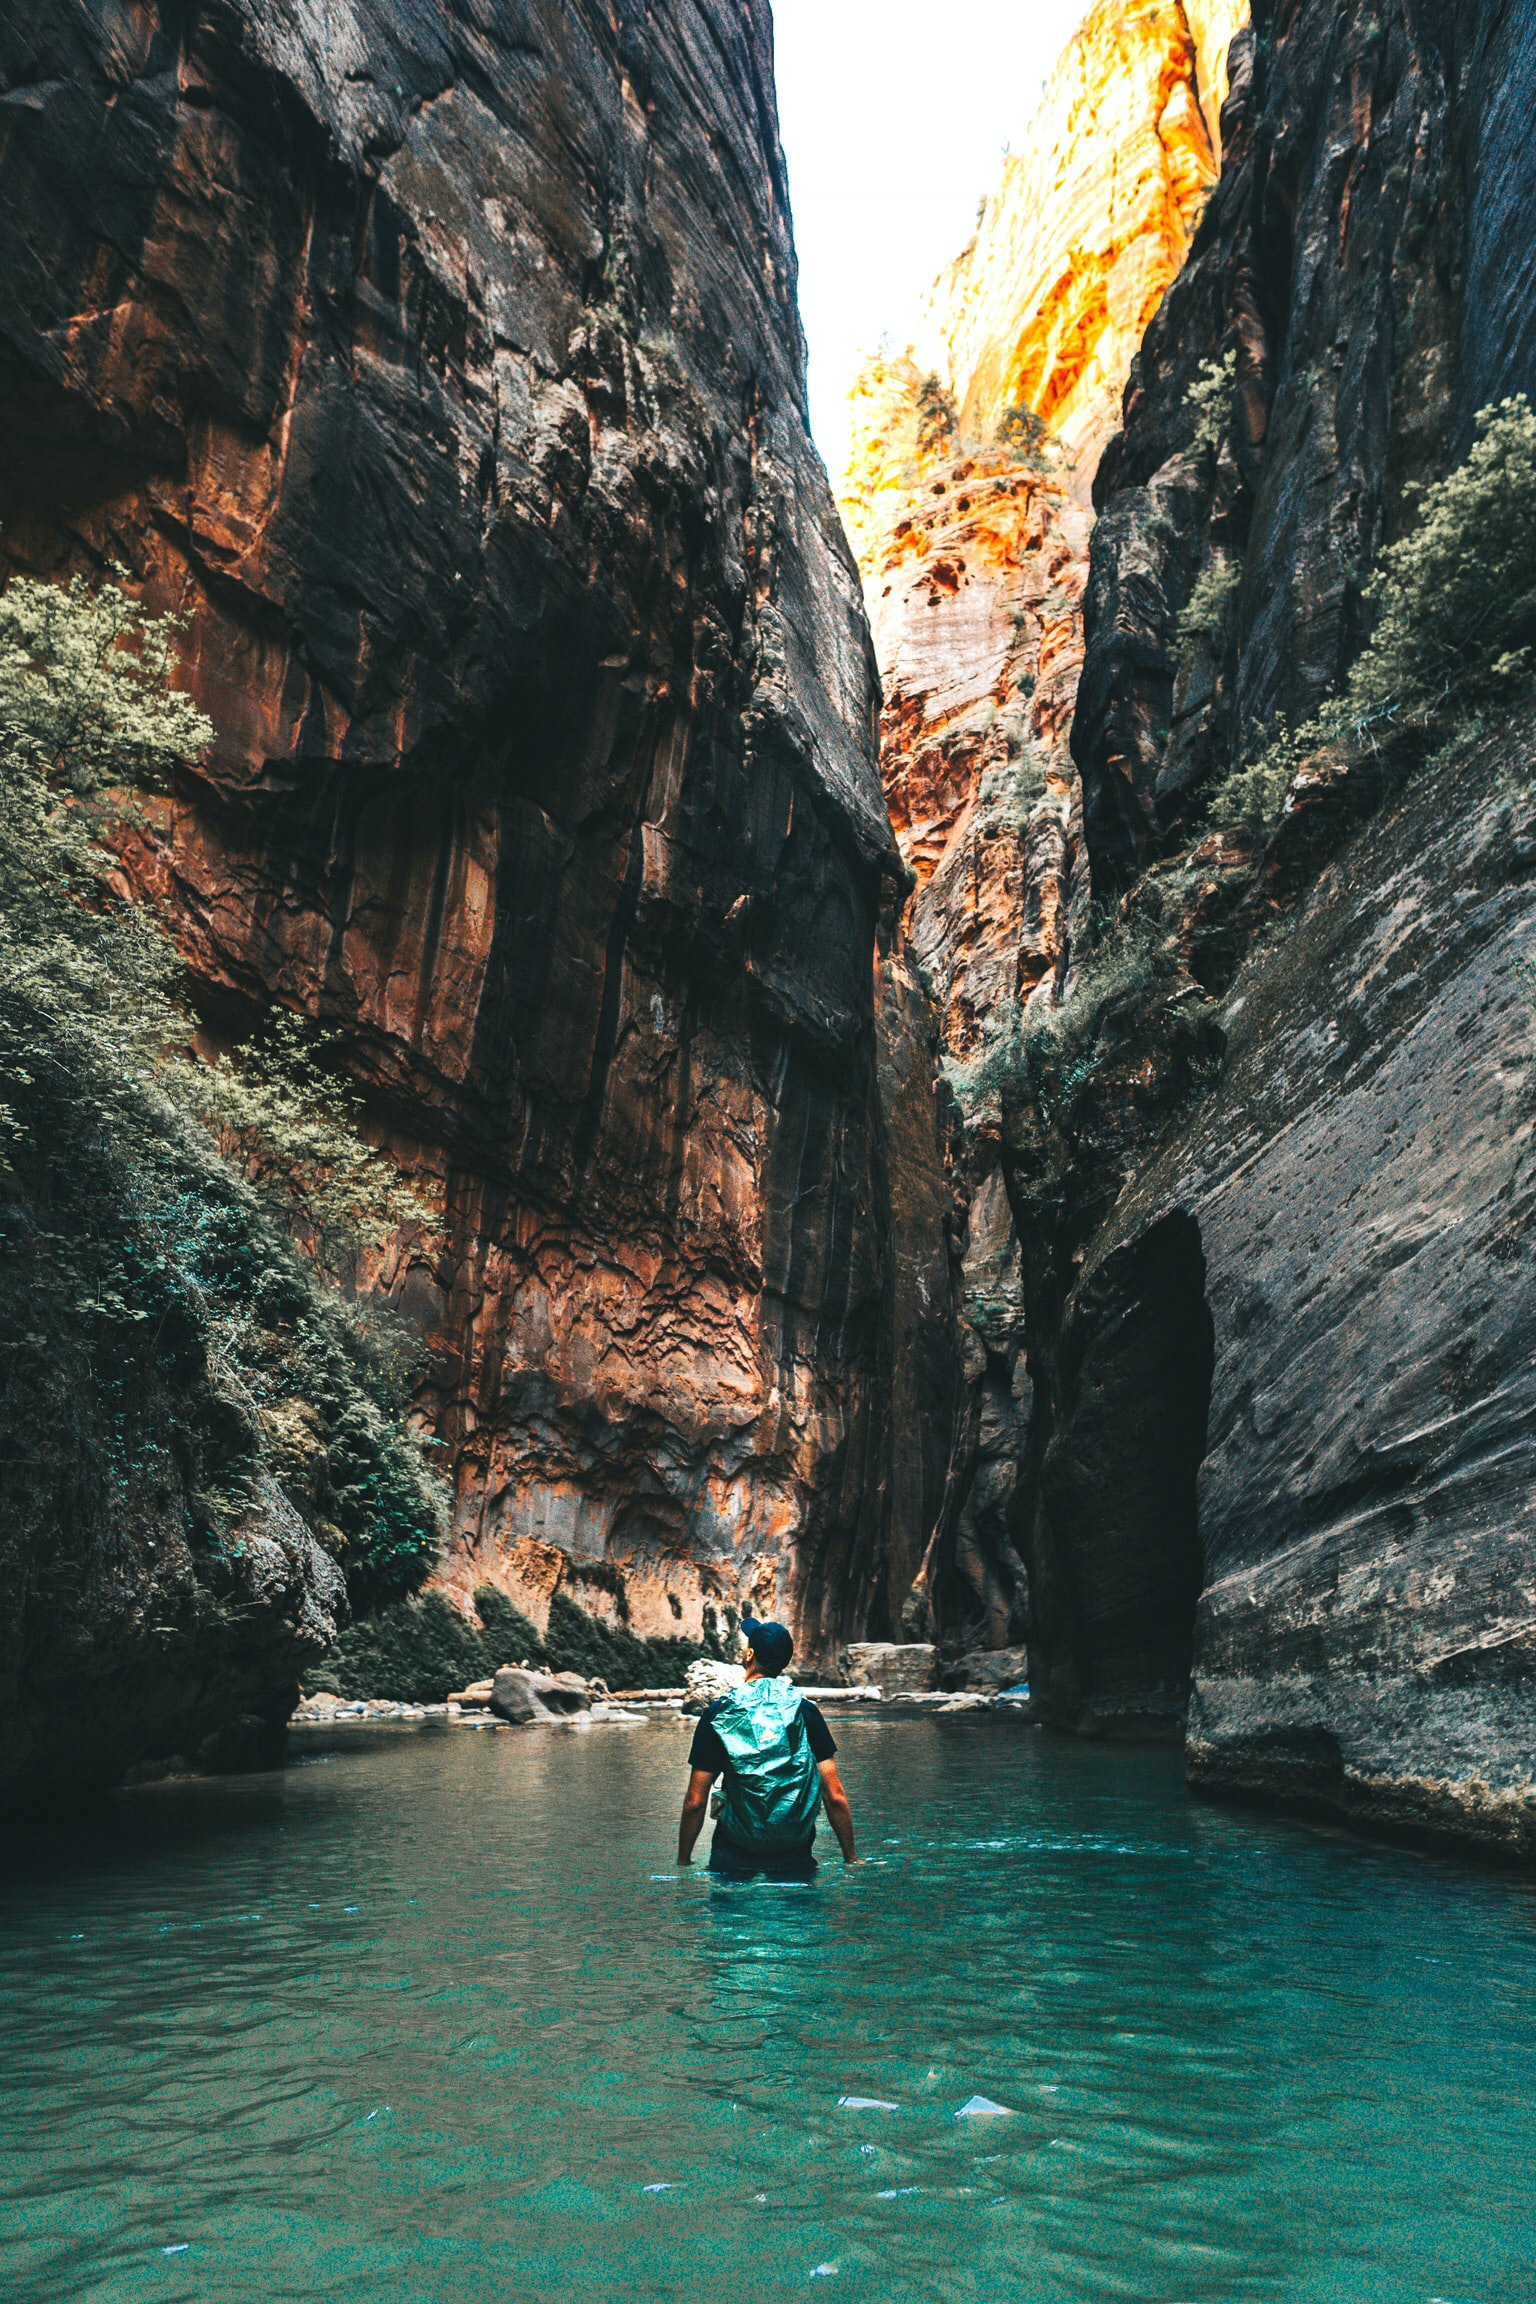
[0,0,919,1662]
[910,0,1242,483]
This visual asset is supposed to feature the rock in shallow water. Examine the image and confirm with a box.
[840,1643,938,1694]
[490,1668,592,1726]
[943,1646,1032,1695]
[684,1660,747,1705]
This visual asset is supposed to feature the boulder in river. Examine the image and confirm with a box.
[684,1660,747,1707]
[490,1669,593,1725]
[840,1643,937,1694]
[943,1646,1032,1694]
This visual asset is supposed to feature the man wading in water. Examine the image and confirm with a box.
[677,1618,858,1879]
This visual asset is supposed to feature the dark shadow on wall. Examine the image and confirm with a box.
[1032,1211,1214,1737]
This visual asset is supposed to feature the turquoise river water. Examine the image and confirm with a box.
[3,1714,1533,2303]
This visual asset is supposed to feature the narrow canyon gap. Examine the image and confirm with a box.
[838,0,1536,1858]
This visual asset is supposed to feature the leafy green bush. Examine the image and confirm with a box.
[1205,396,1536,836]
[184,1008,431,1282]
[916,373,958,457]
[306,1589,525,1700]
[542,1592,716,1687]
[1205,712,1312,834]
[308,1583,724,1699]
[0,572,205,1142]
[1185,349,1236,458]
[978,747,1049,831]
[0,563,445,1611]
[1176,553,1241,674]
[997,402,1052,468]
[1351,393,1536,712]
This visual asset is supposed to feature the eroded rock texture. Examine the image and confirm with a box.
[1088,731,1536,1854]
[857,410,1091,1649]
[836,0,1241,1651]
[1026,0,1536,1851]
[0,0,913,1668]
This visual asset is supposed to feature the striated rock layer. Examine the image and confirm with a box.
[0,0,926,1669]
[838,0,1242,1650]
[1020,0,1536,1856]
[860,406,1092,1647]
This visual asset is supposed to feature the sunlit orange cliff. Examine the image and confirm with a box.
[846,0,1245,1641]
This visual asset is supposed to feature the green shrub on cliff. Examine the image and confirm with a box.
[1206,711,1313,834]
[184,1008,428,1283]
[308,1584,723,1700]
[1185,349,1236,458]
[1350,394,1536,713]
[1176,553,1241,677]
[0,572,204,1136]
[997,402,1053,469]
[0,566,445,1607]
[1207,396,1536,834]
[978,747,1049,831]
[307,1588,534,1701]
[916,373,958,457]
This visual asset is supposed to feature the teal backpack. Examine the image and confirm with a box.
[711,1677,824,1851]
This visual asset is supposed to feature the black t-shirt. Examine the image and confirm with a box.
[687,1692,837,1776]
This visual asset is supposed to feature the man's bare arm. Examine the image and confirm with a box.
[678,1766,716,1864]
[817,1757,858,1862]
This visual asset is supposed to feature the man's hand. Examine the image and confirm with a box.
[678,1766,715,1865]
[817,1757,858,1863]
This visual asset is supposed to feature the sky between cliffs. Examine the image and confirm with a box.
[772,0,1072,476]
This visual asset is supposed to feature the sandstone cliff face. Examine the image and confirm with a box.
[910,0,1243,482]
[1018,0,1536,1854]
[838,0,1240,1649]
[0,0,912,1671]
[855,404,1091,1647]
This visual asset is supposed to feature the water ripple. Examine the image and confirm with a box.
[1,1719,1533,2304]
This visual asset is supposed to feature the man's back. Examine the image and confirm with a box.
[675,1619,858,1878]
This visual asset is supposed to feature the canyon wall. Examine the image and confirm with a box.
[0,0,924,1684]
[838,0,1238,1649]
[1022,0,1536,1855]
[842,0,1535,1858]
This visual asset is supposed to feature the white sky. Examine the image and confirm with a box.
[771,0,1083,475]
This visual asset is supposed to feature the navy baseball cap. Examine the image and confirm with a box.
[741,1616,794,1673]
